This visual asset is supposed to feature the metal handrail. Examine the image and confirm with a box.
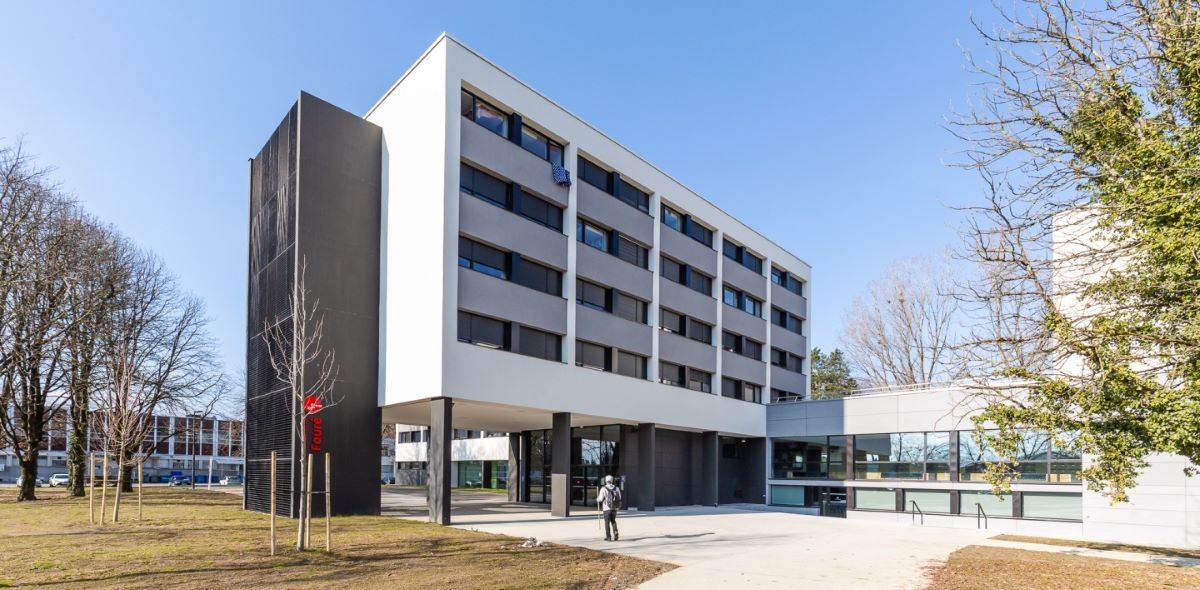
[976,503,988,529]
[910,500,924,525]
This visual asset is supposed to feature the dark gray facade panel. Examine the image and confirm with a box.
[722,260,767,300]
[721,350,766,385]
[245,92,382,518]
[771,366,807,395]
[658,279,718,323]
[701,432,719,506]
[637,423,656,511]
[574,306,653,357]
[654,428,700,507]
[770,283,808,318]
[771,325,808,358]
[722,309,767,342]
[551,413,571,517]
[577,181,654,246]
[575,245,654,301]
[457,267,568,334]
[458,192,568,270]
[507,433,521,502]
[460,117,568,207]
[659,227,718,276]
[429,398,452,524]
[658,332,718,373]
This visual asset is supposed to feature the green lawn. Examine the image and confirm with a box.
[0,487,671,589]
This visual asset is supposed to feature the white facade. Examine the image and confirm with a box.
[368,35,809,437]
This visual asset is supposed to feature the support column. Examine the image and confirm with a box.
[550,412,571,517]
[507,433,521,502]
[701,431,719,507]
[638,423,656,512]
[428,398,452,525]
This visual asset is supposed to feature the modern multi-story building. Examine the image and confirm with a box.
[246,33,808,520]
[246,34,1196,548]
[1,412,244,484]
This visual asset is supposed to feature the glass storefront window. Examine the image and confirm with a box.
[1023,492,1082,520]
[855,488,896,511]
[904,489,951,513]
[571,425,621,507]
[959,491,1012,516]
[854,432,950,481]
[772,437,830,479]
[771,485,807,507]
[959,429,1082,484]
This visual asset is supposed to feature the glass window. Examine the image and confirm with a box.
[722,377,741,400]
[958,429,1000,482]
[458,237,508,280]
[460,163,509,208]
[660,308,686,334]
[661,204,683,232]
[515,258,561,296]
[613,292,648,324]
[771,388,801,402]
[616,236,649,269]
[577,219,609,252]
[576,278,609,312]
[959,491,1012,516]
[462,91,508,137]
[659,362,685,387]
[786,275,803,296]
[577,156,611,192]
[660,256,685,284]
[687,220,713,247]
[687,318,712,344]
[616,351,647,379]
[743,339,763,360]
[575,340,609,371]
[771,267,784,285]
[519,124,562,165]
[457,311,508,349]
[1023,492,1082,520]
[722,239,740,260]
[772,437,830,479]
[744,383,762,404]
[741,294,762,317]
[688,369,712,393]
[742,251,763,274]
[517,326,561,362]
[687,269,713,296]
[616,178,650,213]
[722,331,740,353]
[518,191,563,231]
[723,286,739,307]
[855,488,896,511]
[905,490,951,514]
[771,307,786,327]
[771,485,807,507]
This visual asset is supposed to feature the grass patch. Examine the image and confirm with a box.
[926,545,1200,589]
[0,487,672,589]
[992,534,1200,560]
[453,487,508,495]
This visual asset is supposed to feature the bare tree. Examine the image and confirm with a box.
[95,246,226,521]
[841,254,961,388]
[262,257,339,551]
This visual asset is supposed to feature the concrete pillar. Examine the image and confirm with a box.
[638,423,656,512]
[507,433,521,502]
[482,460,493,489]
[701,431,719,507]
[428,398,452,525]
[550,412,571,517]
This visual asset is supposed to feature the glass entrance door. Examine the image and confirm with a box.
[571,425,621,507]
[818,487,848,518]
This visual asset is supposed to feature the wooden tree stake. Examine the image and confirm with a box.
[270,450,276,556]
[137,460,143,521]
[99,451,109,526]
[306,453,314,549]
[88,452,95,524]
[325,452,331,552]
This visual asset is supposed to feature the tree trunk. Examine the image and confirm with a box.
[17,454,39,501]
[67,401,89,497]
[296,447,307,551]
[112,456,124,523]
[121,464,134,493]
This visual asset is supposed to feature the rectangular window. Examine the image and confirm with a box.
[744,383,762,404]
[687,268,713,296]
[771,307,803,333]
[959,491,1012,516]
[742,294,763,316]
[687,317,713,345]
[616,236,649,268]
[722,239,762,273]
[771,267,803,295]
[771,348,803,372]
[687,369,712,393]
[576,278,609,312]
[855,488,897,511]
[659,361,685,387]
[905,490,951,514]
[616,351,647,379]
[575,340,609,371]
[517,326,561,362]
[786,275,803,296]
[660,256,686,284]
[514,258,562,296]
[460,163,509,208]
[743,338,763,360]
[578,155,611,192]
[855,432,951,481]
[661,204,683,232]
[722,377,741,399]
[613,292,648,324]
[519,124,564,166]
[1023,492,1082,520]
[576,219,609,252]
[686,220,714,247]
[771,436,829,478]
[723,285,739,307]
[457,311,508,349]
[722,330,741,353]
[458,237,509,280]
[517,190,564,231]
[660,308,686,334]
[742,251,763,274]
[771,388,801,403]
[616,178,651,213]
[722,239,739,260]
[461,90,508,138]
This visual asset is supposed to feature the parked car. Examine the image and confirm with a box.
[48,473,69,487]
[219,476,242,485]
[16,476,44,488]
[168,476,192,487]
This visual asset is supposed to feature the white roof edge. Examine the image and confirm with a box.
[368,32,812,270]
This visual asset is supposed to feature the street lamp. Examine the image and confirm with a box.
[189,411,202,490]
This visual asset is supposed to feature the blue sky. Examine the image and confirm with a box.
[1,1,994,378]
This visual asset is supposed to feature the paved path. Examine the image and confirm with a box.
[382,488,991,589]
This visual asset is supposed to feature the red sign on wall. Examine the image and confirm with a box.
[304,396,324,452]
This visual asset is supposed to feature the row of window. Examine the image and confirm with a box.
[771,430,1082,484]
[771,348,804,373]
[463,89,808,298]
[576,218,649,269]
[851,487,1082,521]
[721,377,762,403]
[575,340,648,379]
[660,308,714,345]
[577,278,648,324]
[723,239,764,274]
[660,361,712,393]
[722,331,763,361]
[771,388,803,403]
[457,310,562,362]
[578,155,651,213]
[771,306,804,334]
[661,255,714,296]
[462,90,564,167]
[723,285,764,317]
[458,237,563,296]
[461,163,564,232]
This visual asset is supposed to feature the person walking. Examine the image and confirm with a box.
[597,474,622,541]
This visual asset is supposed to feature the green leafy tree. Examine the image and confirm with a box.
[957,0,1200,502]
[810,347,858,399]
